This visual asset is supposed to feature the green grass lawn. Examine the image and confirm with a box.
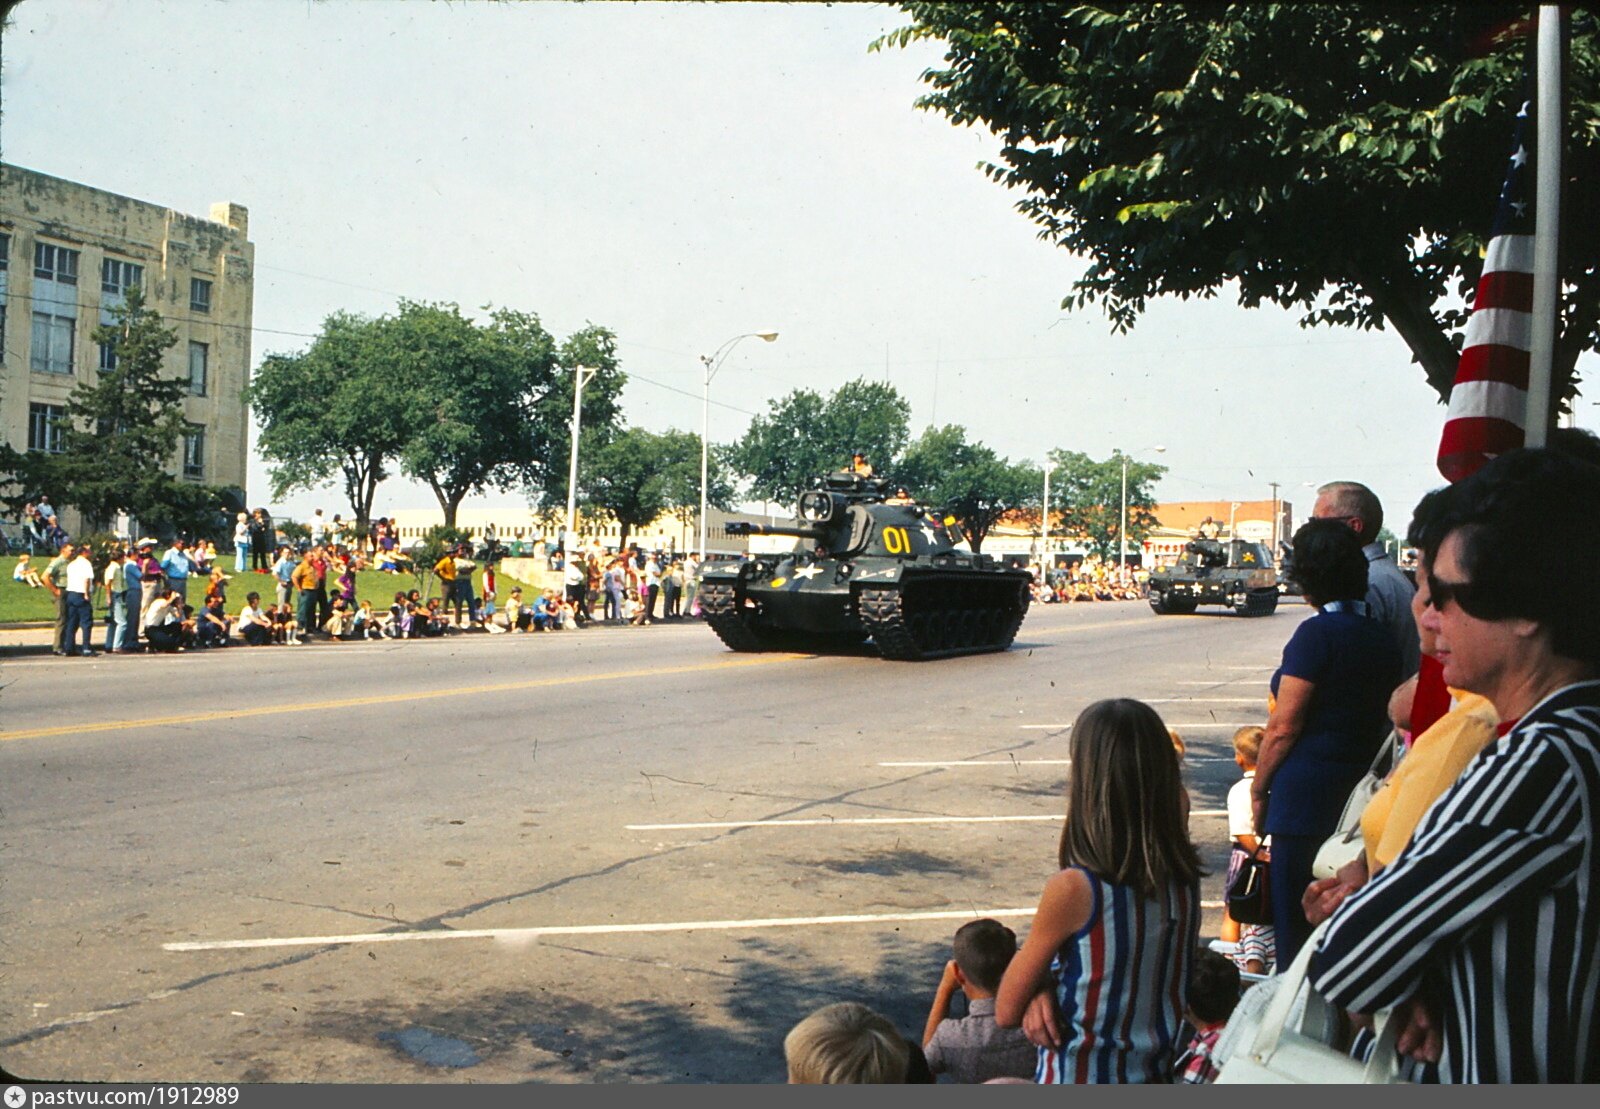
[0,555,550,624]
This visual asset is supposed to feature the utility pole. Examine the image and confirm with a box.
[1269,481,1281,552]
[564,365,598,555]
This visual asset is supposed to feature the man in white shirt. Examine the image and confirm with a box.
[64,545,98,657]
[683,554,700,615]
[563,553,589,627]
[142,590,184,652]
[643,555,662,622]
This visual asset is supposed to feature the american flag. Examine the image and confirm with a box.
[1436,97,1535,482]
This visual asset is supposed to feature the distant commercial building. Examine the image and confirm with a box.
[1146,498,1294,564]
[0,164,254,532]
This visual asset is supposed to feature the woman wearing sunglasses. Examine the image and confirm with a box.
[1310,446,1600,1082]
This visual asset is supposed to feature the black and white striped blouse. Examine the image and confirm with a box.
[1310,679,1600,1083]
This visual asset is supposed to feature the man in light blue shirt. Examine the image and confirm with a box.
[1313,481,1419,678]
[161,539,198,603]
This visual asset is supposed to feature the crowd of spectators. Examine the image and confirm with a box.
[10,506,711,653]
[781,438,1600,1084]
[1030,560,1147,604]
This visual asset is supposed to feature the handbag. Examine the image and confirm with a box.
[1215,920,1406,1084]
[1226,846,1272,925]
[1313,730,1405,880]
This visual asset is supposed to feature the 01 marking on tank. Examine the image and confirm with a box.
[1147,539,1279,617]
[698,472,1031,660]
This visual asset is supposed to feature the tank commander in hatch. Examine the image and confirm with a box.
[849,451,875,477]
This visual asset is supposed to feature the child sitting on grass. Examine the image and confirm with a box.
[921,919,1036,1083]
[13,553,44,587]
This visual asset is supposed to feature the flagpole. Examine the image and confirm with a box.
[1524,4,1564,448]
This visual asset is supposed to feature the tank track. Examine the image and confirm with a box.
[857,573,1029,661]
[699,581,768,652]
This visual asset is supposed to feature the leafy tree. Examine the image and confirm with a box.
[660,433,737,534]
[896,424,1035,552]
[248,311,408,532]
[387,302,624,528]
[0,286,212,531]
[729,379,911,507]
[580,428,667,551]
[576,427,730,549]
[877,4,1600,409]
[533,324,629,514]
[1047,449,1167,561]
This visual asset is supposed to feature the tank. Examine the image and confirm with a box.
[698,471,1032,660]
[1147,538,1279,616]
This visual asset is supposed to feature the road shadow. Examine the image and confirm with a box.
[288,930,951,1083]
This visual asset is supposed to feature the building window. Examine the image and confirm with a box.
[102,258,144,297]
[28,403,67,454]
[31,312,75,374]
[190,277,212,313]
[183,426,205,479]
[34,242,79,285]
[188,341,208,395]
[99,341,118,372]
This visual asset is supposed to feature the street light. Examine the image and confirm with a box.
[1040,459,1055,573]
[700,331,778,559]
[564,365,599,554]
[1120,445,1166,569]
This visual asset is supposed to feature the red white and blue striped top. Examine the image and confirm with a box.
[1036,868,1199,1084]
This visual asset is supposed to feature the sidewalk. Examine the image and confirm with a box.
[0,622,55,656]
[0,615,691,657]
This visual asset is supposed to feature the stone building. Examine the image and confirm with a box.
[0,163,254,533]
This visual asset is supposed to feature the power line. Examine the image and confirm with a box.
[4,287,321,340]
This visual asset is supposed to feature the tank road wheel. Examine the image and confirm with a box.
[1244,591,1278,617]
[957,610,980,650]
[857,575,1030,660]
[1150,591,1171,615]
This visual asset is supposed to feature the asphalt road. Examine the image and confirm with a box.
[0,597,1307,1083]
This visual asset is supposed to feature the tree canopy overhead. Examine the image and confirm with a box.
[877,4,1600,406]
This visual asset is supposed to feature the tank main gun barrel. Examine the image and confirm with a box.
[725,521,830,541]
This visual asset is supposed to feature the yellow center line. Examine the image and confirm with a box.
[0,613,1132,744]
[0,653,809,743]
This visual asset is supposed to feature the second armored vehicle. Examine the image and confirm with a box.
[698,471,1031,660]
[1147,539,1279,617]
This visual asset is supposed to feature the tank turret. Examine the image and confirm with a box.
[697,469,1031,660]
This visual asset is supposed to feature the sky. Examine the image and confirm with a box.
[3,0,1592,531]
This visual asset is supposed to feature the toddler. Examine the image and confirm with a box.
[1226,725,1275,975]
[1174,948,1240,1084]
